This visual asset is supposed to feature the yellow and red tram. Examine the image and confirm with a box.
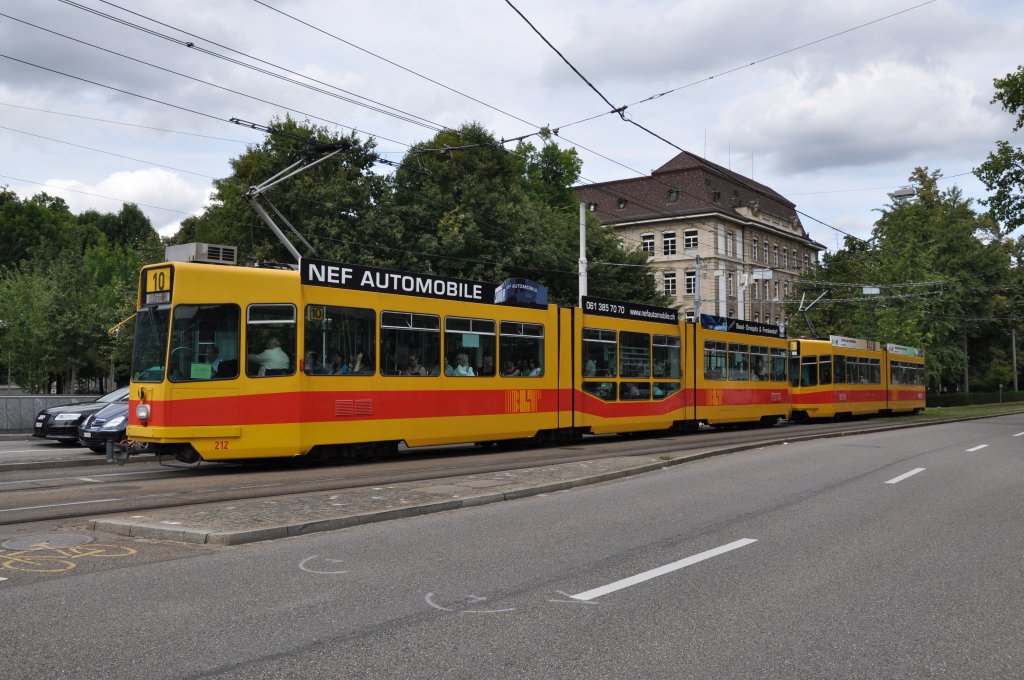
[788,336,925,420]
[126,253,924,463]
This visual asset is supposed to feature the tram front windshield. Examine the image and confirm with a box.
[131,306,171,383]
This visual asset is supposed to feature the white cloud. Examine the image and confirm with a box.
[35,168,212,238]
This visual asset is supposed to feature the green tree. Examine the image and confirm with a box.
[792,168,1011,391]
[976,66,1024,236]
[174,116,386,264]
[0,192,159,393]
[386,123,665,305]
[0,189,78,267]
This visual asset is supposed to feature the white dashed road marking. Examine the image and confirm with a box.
[570,538,758,602]
[966,444,989,452]
[885,468,925,484]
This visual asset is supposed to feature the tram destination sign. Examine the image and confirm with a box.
[582,296,678,325]
[301,258,547,308]
[699,314,785,338]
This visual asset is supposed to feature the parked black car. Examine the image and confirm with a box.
[33,387,130,444]
[77,400,131,453]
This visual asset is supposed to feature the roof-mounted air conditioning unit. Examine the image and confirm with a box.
[165,243,238,265]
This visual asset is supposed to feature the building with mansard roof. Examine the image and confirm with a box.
[574,151,825,328]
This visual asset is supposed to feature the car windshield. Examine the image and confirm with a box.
[98,387,131,403]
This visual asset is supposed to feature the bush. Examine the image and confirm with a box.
[927,391,1024,407]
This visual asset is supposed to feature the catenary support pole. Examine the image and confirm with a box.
[578,202,587,307]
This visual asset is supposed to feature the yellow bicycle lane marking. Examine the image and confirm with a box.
[0,543,138,574]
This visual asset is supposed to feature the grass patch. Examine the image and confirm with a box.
[905,402,1024,422]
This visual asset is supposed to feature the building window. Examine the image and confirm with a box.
[725,232,735,257]
[727,272,734,295]
[783,249,789,269]
[773,245,779,267]
[684,270,696,295]
[804,254,810,270]
[713,190,721,203]
[617,198,628,209]
[667,189,679,202]
[753,313,759,323]
[752,238,759,262]
[783,283,789,299]
[763,242,769,263]
[684,308,695,322]
[763,280,769,300]
[752,281,758,300]
[641,233,654,253]
[773,281,779,300]
[664,272,677,296]
[683,229,698,249]
[662,232,677,256]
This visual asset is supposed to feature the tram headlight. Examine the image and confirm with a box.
[135,403,151,421]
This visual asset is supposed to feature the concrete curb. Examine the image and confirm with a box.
[0,453,156,472]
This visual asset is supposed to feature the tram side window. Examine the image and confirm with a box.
[770,348,787,382]
[869,358,881,384]
[653,335,681,379]
[444,317,496,377]
[304,305,375,375]
[500,321,545,377]
[728,343,749,380]
[801,356,818,387]
[582,328,617,377]
[620,332,651,378]
[704,341,727,380]
[620,381,650,400]
[381,311,440,376]
[819,355,833,385]
[848,357,864,384]
[167,304,240,382]
[890,362,904,385]
[246,304,296,377]
[749,346,769,381]
[654,382,680,400]
[582,382,616,401]
[834,354,847,384]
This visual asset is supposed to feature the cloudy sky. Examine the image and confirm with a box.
[1,0,1022,250]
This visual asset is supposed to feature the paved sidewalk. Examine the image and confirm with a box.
[90,451,709,546]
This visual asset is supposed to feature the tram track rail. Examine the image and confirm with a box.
[0,415,990,525]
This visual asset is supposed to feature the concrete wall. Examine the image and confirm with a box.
[0,396,99,434]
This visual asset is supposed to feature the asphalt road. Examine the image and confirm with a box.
[2,414,1023,678]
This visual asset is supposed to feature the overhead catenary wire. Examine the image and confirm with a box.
[57,0,447,133]
[555,1,939,130]
[0,124,217,179]
[0,14,414,148]
[0,101,254,144]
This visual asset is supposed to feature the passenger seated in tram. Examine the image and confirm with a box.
[502,360,520,376]
[330,351,346,374]
[304,350,328,374]
[248,337,290,376]
[584,353,597,377]
[526,357,542,377]
[478,353,495,376]
[403,352,428,376]
[452,352,476,376]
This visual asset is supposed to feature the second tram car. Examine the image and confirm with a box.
[126,251,925,463]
